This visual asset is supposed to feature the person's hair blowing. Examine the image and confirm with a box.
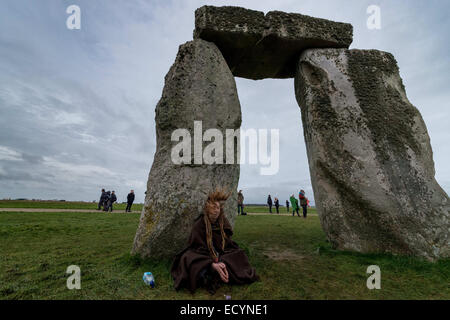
[203,188,231,261]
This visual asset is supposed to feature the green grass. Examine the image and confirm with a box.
[0,211,448,300]
[244,205,317,214]
[0,200,143,211]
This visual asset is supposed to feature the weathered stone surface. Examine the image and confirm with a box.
[194,5,353,79]
[295,48,449,261]
[132,39,241,259]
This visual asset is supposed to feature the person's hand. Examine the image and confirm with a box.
[212,262,229,283]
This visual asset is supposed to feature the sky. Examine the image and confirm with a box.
[0,0,448,205]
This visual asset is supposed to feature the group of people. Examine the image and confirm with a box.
[238,189,311,218]
[97,189,135,212]
[266,195,282,214]
[267,190,310,218]
[289,189,309,218]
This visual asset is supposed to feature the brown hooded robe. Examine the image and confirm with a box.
[171,214,259,292]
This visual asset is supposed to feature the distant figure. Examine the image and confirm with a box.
[97,188,107,210]
[290,194,300,217]
[103,191,111,211]
[274,197,279,214]
[286,200,289,212]
[106,191,117,212]
[299,189,309,218]
[267,195,273,213]
[126,190,135,212]
[237,190,246,215]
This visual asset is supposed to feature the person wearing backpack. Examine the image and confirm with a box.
[107,191,117,212]
[126,190,135,212]
[97,188,107,210]
[299,189,308,218]
[103,191,111,212]
[267,195,273,213]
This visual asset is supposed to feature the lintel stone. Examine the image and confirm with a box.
[194,5,353,79]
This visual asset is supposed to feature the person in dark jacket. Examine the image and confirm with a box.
[299,189,309,218]
[237,190,245,215]
[103,191,111,212]
[106,191,117,212]
[126,190,135,212]
[171,189,259,294]
[274,197,279,214]
[286,200,289,212]
[97,188,107,210]
[267,195,273,213]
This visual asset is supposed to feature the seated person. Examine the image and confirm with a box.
[171,189,259,294]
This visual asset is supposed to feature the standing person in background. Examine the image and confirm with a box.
[299,189,308,218]
[267,195,273,213]
[97,188,107,210]
[126,190,135,212]
[107,191,117,212]
[274,197,279,214]
[103,191,111,212]
[237,190,245,215]
[286,200,289,212]
[290,194,300,217]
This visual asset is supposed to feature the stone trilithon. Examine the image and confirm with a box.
[132,5,449,261]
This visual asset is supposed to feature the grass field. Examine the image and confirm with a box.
[0,200,144,211]
[1,209,448,300]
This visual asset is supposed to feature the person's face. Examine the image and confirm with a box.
[208,201,220,223]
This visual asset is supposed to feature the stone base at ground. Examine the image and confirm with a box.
[295,48,450,261]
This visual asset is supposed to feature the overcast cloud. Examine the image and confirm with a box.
[0,0,448,204]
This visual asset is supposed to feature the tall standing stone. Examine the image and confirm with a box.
[132,39,242,259]
[295,48,449,261]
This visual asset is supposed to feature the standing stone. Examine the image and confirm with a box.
[295,48,449,261]
[132,39,242,260]
[194,5,353,79]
